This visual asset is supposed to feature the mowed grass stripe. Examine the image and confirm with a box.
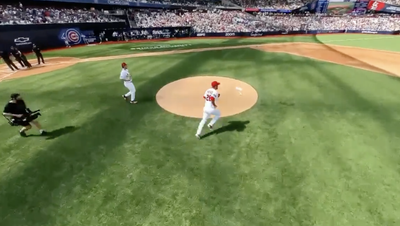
[317,34,400,52]
[297,102,400,225]
[293,56,400,225]
[186,48,264,75]
[255,51,400,225]
[41,44,124,58]
[243,53,329,225]
[231,50,400,225]
[1,66,82,92]
[294,100,400,226]
[289,53,400,164]
[85,49,320,225]
[0,50,224,226]
[78,49,400,222]
[42,50,270,226]
[2,41,400,226]
[71,51,252,226]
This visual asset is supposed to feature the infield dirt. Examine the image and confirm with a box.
[1,42,399,118]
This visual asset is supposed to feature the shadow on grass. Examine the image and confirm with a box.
[28,126,79,140]
[313,36,400,133]
[0,48,248,226]
[0,36,326,226]
[200,120,250,139]
[315,35,398,79]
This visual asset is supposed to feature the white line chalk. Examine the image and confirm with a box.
[320,35,399,43]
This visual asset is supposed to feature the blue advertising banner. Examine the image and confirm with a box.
[58,28,85,45]
[81,30,97,44]
[0,22,125,51]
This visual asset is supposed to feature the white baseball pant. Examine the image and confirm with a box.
[196,107,221,135]
[124,81,136,101]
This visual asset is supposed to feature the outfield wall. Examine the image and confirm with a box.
[0,22,126,52]
[1,25,399,52]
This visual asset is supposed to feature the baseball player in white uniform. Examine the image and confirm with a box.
[64,39,71,48]
[195,81,221,139]
[120,62,137,104]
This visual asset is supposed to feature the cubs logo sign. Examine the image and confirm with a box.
[59,28,83,45]
[65,29,81,44]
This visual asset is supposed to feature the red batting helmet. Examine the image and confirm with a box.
[211,81,220,87]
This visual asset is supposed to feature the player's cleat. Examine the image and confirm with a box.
[208,124,213,130]
[195,134,201,139]
[19,131,27,137]
[122,95,128,100]
[130,101,138,104]
[40,131,48,136]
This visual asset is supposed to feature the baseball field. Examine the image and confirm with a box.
[1,34,400,226]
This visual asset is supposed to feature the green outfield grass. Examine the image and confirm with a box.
[1,34,400,226]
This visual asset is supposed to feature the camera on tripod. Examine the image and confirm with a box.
[25,108,41,121]
[7,108,41,126]
[26,108,42,119]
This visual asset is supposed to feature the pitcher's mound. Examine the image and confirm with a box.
[156,75,258,118]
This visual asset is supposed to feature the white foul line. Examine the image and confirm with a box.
[320,35,399,43]
[0,71,17,82]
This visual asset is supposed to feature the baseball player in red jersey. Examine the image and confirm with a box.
[195,81,221,139]
[120,62,137,104]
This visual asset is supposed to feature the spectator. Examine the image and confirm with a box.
[136,9,400,32]
[0,4,124,25]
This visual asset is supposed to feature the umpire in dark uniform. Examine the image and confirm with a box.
[11,46,32,68]
[10,46,26,68]
[32,44,45,65]
[0,50,19,71]
[19,47,32,68]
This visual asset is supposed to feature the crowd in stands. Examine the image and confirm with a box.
[145,0,222,7]
[136,10,400,32]
[0,4,123,25]
[383,0,400,4]
[2,0,400,32]
[308,15,400,31]
[135,0,400,8]
[137,0,400,7]
[135,10,261,32]
[232,0,306,9]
